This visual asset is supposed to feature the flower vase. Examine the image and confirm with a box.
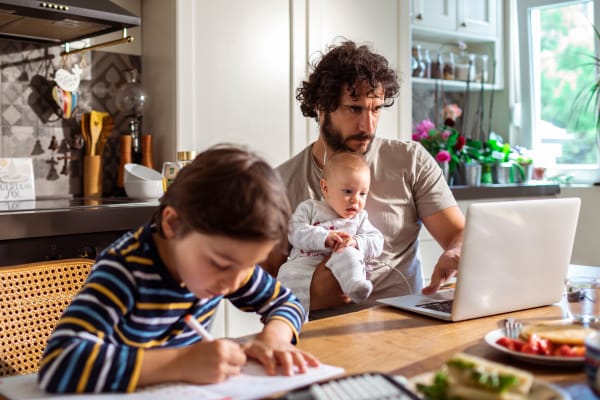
[437,161,450,183]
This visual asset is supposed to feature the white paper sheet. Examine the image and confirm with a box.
[0,362,344,400]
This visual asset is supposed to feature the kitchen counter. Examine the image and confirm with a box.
[0,197,157,241]
[0,197,157,266]
[451,181,560,200]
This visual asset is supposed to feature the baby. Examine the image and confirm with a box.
[278,151,384,314]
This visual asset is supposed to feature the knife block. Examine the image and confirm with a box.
[83,155,102,197]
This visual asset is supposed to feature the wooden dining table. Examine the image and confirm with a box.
[296,265,600,399]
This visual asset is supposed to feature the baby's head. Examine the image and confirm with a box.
[320,151,370,219]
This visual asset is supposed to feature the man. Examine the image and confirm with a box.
[266,40,464,319]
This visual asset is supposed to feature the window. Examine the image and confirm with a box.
[517,0,600,183]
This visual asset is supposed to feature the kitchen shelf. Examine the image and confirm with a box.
[411,77,498,92]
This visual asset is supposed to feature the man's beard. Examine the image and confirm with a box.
[321,113,374,155]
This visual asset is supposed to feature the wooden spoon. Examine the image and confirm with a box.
[89,110,105,156]
[80,113,91,155]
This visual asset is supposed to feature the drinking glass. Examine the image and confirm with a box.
[565,276,600,323]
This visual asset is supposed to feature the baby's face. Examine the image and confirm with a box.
[322,166,370,219]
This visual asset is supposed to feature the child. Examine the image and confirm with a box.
[277,152,384,314]
[38,145,319,394]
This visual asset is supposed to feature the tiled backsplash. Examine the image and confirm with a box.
[0,39,141,198]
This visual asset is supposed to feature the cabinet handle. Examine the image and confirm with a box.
[416,13,423,20]
[460,21,467,27]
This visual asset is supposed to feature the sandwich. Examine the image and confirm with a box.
[417,352,534,400]
[519,323,593,346]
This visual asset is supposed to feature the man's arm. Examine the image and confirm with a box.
[420,205,465,295]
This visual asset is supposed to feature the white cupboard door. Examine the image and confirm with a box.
[178,0,291,167]
[411,0,457,31]
[305,0,402,142]
[457,0,498,37]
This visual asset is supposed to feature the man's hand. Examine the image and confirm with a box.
[309,256,352,311]
[421,247,460,295]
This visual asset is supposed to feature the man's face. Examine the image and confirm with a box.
[320,82,385,155]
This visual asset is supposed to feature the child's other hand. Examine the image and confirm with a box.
[180,339,247,383]
[242,339,320,376]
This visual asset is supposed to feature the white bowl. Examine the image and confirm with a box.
[124,163,162,182]
[124,179,164,200]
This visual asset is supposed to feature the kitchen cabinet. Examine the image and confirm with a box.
[411,0,503,89]
[412,0,499,39]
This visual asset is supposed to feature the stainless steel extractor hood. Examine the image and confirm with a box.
[0,0,140,44]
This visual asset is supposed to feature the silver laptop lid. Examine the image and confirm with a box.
[451,197,581,321]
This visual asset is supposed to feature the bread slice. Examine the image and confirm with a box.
[445,352,534,399]
[519,323,593,345]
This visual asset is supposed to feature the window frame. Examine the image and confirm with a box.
[516,0,600,184]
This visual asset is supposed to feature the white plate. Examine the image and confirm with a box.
[409,371,571,400]
[484,328,584,366]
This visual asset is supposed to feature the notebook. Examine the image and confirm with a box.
[377,197,581,322]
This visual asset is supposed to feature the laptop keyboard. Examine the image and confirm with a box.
[416,299,453,313]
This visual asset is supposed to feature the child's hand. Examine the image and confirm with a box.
[242,338,320,376]
[179,339,247,384]
[243,320,320,376]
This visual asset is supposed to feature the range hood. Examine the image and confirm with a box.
[0,0,140,44]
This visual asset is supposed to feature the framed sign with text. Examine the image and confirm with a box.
[0,158,35,201]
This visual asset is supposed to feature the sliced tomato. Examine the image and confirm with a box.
[496,336,525,351]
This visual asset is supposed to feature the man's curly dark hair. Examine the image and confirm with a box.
[296,40,400,120]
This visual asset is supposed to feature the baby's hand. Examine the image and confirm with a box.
[325,231,351,249]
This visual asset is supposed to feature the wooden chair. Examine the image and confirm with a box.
[0,258,94,376]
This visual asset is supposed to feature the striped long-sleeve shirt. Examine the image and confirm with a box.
[38,222,306,394]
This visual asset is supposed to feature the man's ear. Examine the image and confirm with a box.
[320,178,328,197]
[161,206,180,239]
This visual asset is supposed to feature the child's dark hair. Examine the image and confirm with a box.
[154,144,291,253]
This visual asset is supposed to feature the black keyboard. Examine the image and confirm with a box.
[416,299,453,313]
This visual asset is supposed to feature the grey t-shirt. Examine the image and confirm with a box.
[276,137,457,315]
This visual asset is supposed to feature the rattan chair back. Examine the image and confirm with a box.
[0,258,93,376]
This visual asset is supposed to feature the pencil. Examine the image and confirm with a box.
[184,314,214,341]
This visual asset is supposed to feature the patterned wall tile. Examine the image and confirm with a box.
[0,39,141,198]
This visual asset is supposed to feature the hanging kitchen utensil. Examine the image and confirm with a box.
[51,86,78,119]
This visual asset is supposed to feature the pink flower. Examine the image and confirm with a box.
[441,130,451,139]
[435,150,451,163]
[413,119,435,140]
[443,104,462,121]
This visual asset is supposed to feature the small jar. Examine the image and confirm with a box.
[161,161,181,191]
[455,52,475,81]
[177,151,197,168]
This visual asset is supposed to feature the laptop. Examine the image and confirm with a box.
[377,197,581,321]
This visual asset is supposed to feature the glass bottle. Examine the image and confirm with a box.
[411,45,425,78]
[430,51,443,79]
[422,48,431,79]
[475,54,489,83]
[443,52,455,80]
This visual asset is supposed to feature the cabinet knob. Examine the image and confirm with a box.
[460,21,467,27]
[416,13,423,20]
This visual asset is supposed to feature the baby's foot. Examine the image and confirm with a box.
[348,280,373,303]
